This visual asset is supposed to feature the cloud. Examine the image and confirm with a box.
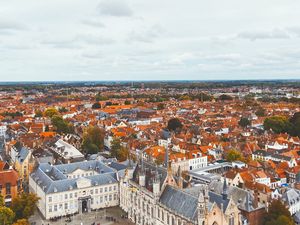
[237,28,290,41]
[98,0,133,17]
[82,19,105,28]
[128,24,164,43]
[0,19,27,34]
[76,34,115,45]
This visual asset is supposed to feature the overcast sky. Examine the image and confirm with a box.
[1,0,300,81]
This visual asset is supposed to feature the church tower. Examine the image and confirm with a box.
[198,186,208,225]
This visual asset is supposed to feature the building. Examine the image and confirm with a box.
[120,153,241,225]
[0,161,22,206]
[29,160,125,220]
[49,139,84,163]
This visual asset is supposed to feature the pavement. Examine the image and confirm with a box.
[29,207,134,225]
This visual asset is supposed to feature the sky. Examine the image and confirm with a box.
[1,0,300,81]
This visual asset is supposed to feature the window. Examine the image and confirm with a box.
[113,186,117,191]
[95,189,98,194]
[229,216,234,225]
[75,192,77,198]
[65,194,68,199]
[109,186,112,192]
[109,195,112,201]
[70,193,73,198]
[48,196,52,202]
[54,205,57,211]
[114,194,117,200]
[90,190,93,195]
[64,203,68,210]
[59,204,63,209]
[104,187,107,192]
[91,198,94,205]
[104,195,108,202]
[5,183,11,195]
[49,205,52,213]
[100,188,103,193]
[100,196,103,203]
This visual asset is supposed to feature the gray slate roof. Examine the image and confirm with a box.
[30,160,120,194]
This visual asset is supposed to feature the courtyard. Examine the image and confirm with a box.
[29,207,134,225]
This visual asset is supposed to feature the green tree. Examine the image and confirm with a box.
[0,195,4,207]
[34,110,43,118]
[255,107,266,117]
[110,138,121,159]
[51,115,74,134]
[264,200,294,225]
[58,107,68,113]
[239,117,250,128]
[0,206,15,225]
[92,102,101,109]
[289,112,300,137]
[44,108,59,118]
[11,193,39,221]
[226,149,243,162]
[124,100,131,105]
[82,126,105,154]
[218,94,233,101]
[264,116,291,134]
[157,103,165,110]
[167,118,183,132]
[95,93,108,101]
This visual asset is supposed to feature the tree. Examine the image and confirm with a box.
[239,117,250,128]
[264,116,291,134]
[0,206,15,225]
[218,94,233,101]
[264,200,294,225]
[255,107,266,117]
[226,149,243,162]
[157,103,165,110]
[167,118,183,132]
[82,126,105,154]
[124,100,131,105]
[92,102,101,109]
[110,138,128,161]
[0,195,4,207]
[44,108,59,118]
[12,219,29,225]
[51,115,74,134]
[289,112,300,137]
[11,193,39,221]
[110,138,121,159]
[95,93,108,101]
[34,110,43,118]
[58,107,68,113]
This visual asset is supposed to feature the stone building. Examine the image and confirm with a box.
[29,160,125,220]
[120,151,241,225]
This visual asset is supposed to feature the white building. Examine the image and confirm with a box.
[50,139,84,163]
[29,160,125,220]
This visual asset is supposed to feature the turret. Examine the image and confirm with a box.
[222,178,228,200]
[153,166,160,196]
[198,186,208,225]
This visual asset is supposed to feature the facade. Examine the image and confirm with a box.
[29,160,124,220]
[0,161,22,206]
[120,158,241,225]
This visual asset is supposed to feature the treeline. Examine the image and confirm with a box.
[264,112,300,137]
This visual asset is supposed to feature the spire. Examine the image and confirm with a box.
[222,178,228,200]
